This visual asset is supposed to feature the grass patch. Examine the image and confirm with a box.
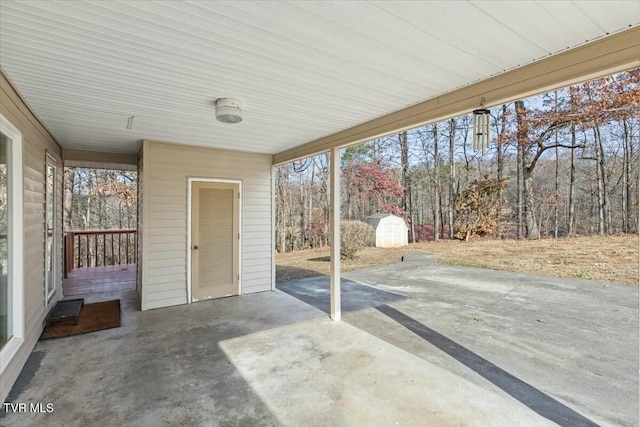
[575,269,594,279]
[276,234,638,285]
[442,259,487,269]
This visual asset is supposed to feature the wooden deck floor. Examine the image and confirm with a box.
[63,264,136,296]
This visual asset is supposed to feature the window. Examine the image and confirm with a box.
[0,129,10,347]
[0,114,24,373]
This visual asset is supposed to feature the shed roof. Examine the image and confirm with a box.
[366,213,395,219]
[365,213,404,229]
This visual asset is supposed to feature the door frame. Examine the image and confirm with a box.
[186,177,242,304]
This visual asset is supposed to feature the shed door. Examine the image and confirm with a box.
[383,221,401,247]
[191,182,239,301]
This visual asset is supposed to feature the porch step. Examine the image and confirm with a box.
[45,298,84,328]
[401,252,438,265]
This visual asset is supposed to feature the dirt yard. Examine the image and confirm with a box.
[276,234,639,285]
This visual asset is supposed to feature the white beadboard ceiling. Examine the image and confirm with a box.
[1,1,638,155]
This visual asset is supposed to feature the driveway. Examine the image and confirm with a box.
[278,261,639,427]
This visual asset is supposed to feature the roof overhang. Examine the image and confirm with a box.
[62,148,138,170]
[1,1,638,162]
[274,25,640,164]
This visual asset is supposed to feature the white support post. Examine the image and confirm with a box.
[329,147,341,321]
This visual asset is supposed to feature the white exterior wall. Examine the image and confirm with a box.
[375,216,408,248]
[139,141,273,310]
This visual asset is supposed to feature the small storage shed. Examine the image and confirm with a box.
[365,214,408,248]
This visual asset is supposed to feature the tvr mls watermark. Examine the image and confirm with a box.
[2,402,54,413]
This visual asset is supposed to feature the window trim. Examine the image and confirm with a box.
[44,154,57,304]
[0,114,25,374]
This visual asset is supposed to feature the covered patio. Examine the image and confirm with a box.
[0,289,565,426]
[4,258,637,426]
[1,0,639,421]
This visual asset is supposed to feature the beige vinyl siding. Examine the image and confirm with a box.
[1,71,63,402]
[140,141,272,310]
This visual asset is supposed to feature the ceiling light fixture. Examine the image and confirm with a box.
[215,98,243,124]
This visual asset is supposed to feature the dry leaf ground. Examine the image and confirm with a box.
[276,234,639,285]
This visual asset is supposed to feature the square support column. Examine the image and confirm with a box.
[329,147,341,321]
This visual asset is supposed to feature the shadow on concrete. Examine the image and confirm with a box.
[277,276,406,314]
[275,265,323,284]
[2,351,46,405]
[376,304,600,427]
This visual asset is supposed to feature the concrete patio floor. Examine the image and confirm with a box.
[280,263,639,427]
[2,261,637,426]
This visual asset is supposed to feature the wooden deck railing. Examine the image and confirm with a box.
[64,229,137,278]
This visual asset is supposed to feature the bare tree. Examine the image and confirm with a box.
[448,118,456,239]
[432,124,441,241]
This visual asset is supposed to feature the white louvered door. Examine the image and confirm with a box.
[191,182,239,301]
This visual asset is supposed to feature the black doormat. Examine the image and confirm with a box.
[40,300,121,340]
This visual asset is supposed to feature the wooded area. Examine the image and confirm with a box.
[275,70,640,252]
[64,168,137,231]
[64,168,137,268]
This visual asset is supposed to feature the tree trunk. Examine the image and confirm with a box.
[496,105,507,238]
[408,185,416,243]
[593,126,607,235]
[399,131,415,242]
[515,100,540,239]
[118,200,123,229]
[448,118,456,239]
[568,123,576,235]
[623,118,632,233]
[85,172,92,230]
[515,102,524,239]
[400,131,409,214]
[553,92,559,238]
[276,167,287,253]
[598,126,611,234]
[288,193,295,250]
[299,177,305,248]
[63,168,75,230]
[497,105,506,198]
[522,165,540,239]
[461,116,473,191]
[432,124,441,241]
[554,143,559,237]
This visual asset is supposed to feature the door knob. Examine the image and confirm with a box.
[193,245,199,250]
